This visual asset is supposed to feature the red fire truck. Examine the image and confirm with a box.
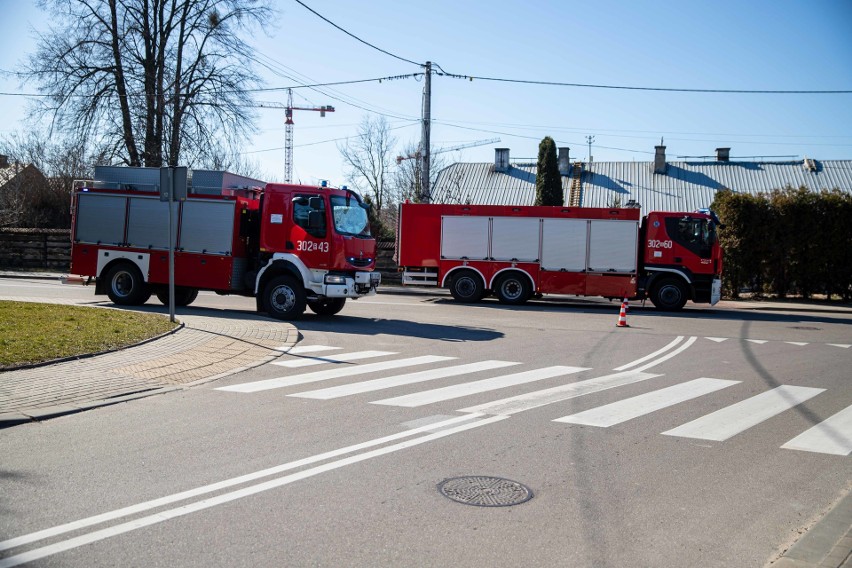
[396,203,722,310]
[69,166,380,319]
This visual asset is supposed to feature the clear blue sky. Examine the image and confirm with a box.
[1,0,851,187]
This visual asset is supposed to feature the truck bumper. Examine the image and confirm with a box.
[323,271,381,298]
[710,278,722,305]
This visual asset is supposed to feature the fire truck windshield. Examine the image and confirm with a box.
[330,195,371,237]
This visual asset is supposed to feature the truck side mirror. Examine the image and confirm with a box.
[309,196,323,210]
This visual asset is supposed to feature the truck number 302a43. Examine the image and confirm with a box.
[296,240,329,253]
[648,239,673,249]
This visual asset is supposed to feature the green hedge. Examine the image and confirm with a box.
[711,187,852,301]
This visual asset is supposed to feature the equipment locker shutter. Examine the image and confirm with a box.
[126,197,174,249]
[180,200,236,254]
[587,220,638,272]
[75,194,127,245]
[491,217,540,262]
[441,216,489,260]
[541,219,587,271]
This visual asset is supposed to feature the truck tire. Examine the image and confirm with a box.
[264,275,306,320]
[494,272,532,305]
[448,270,485,303]
[104,263,149,306]
[308,298,346,316]
[651,278,688,311]
[155,287,199,307]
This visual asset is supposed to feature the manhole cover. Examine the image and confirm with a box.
[438,476,533,507]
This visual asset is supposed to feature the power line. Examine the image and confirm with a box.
[293,0,422,67]
[437,72,852,95]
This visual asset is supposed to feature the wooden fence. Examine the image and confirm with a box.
[0,228,71,271]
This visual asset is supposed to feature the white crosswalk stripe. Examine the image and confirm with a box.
[781,404,852,456]
[371,366,589,408]
[216,356,456,393]
[289,360,521,400]
[272,351,397,368]
[662,385,825,441]
[554,378,740,427]
[287,345,342,355]
[459,370,662,416]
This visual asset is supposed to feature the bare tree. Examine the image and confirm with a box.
[338,115,397,234]
[1,130,110,227]
[392,141,447,204]
[21,0,271,168]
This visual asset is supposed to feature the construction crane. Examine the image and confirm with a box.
[396,138,500,164]
[257,89,334,183]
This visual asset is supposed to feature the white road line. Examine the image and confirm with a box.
[289,360,521,400]
[632,336,698,373]
[553,378,740,427]
[287,345,343,355]
[272,350,397,368]
[781,404,852,456]
[829,344,851,349]
[705,337,728,343]
[459,371,662,416]
[215,355,456,393]
[371,366,590,408]
[0,414,506,568]
[613,336,683,371]
[785,342,808,346]
[662,385,826,441]
[746,339,768,344]
[0,413,484,555]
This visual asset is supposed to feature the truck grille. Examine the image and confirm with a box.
[348,257,373,268]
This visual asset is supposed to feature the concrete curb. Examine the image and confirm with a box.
[769,490,852,568]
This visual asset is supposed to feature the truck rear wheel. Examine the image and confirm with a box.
[155,287,199,307]
[651,278,688,311]
[308,298,346,316]
[448,270,485,303]
[264,275,306,320]
[494,273,532,305]
[105,263,149,306]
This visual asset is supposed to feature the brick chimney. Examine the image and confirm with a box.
[654,145,667,174]
[715,147,730,162]
[558,147,571,176]
[494,148,510,172]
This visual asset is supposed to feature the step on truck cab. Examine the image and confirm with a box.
[69,166,380,319]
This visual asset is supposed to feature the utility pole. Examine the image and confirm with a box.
[420,61,432,203]
[586,135,595,163]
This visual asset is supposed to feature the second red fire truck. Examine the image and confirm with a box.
[395,202,723,310]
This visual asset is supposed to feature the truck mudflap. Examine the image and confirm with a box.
[711,278,722,306]
[323,271,380,298]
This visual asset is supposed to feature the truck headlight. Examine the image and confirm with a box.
[324,274,347,285]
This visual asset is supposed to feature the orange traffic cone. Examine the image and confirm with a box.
[616,300,629,327]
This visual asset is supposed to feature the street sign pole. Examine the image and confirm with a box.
[160,167,187,324]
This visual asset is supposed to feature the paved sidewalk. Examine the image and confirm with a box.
[0,297,297,427]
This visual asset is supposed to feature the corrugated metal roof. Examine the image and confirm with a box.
[432,159,852,214]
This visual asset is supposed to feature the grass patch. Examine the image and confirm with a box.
[0,301,177,369]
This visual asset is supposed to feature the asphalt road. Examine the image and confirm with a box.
[1,281,851,567]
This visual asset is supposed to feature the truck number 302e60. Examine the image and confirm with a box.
[296,240,330,253]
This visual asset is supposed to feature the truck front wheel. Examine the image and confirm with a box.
[308,298,346,316]
[105,263,149,306]
[264,275,306,320]
[650,278,688,311]
[494,273,532,305]
[448,270,485,303]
